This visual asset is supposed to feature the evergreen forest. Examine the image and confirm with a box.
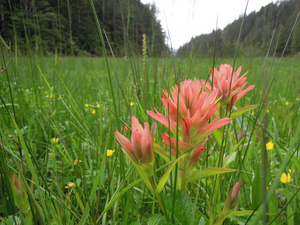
[177,0,300,57]
[0,0,167,56]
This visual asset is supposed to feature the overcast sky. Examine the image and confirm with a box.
[140,0,275,49]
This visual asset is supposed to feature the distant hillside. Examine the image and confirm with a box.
[1,0,168,56]
[177,0,300,57]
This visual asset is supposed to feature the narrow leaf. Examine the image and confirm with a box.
[156,154,187,195]
[186,168,237,182]
[230,105,257,120]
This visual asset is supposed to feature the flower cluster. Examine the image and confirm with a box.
[114,64,254,191]
[203,64,255,110]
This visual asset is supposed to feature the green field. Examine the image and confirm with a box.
[1,54,300,224]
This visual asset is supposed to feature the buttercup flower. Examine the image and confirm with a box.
[74,159,82,166]
[85,104,89,107]
[51,138,59,143]
[130,102,135,106]
[266,142,274,150]
[204,64,255,110]
[91,109,96,114]
[280,173,291,183]
[148,79,231,146]
[286,102,289,106]
[107,149,115,157]
[65,183,75,188]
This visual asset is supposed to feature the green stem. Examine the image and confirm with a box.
[180,158,189,191]
[149,177,167,219]
[213,106,226,213]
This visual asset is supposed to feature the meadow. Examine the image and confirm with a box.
[0,49,300,225]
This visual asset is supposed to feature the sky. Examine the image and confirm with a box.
[140,0,275,49]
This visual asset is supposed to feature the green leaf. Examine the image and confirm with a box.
[186,168,237,182]
[147,214,167,225]
[156,154,187,195]
[230,105,257,120]
[153,143,171,162]
[79,165,102,225]
[250,163,262,210]
[223,152,237,168]
[162,191,204,225]
[36,64,53,92]
[212,129,223,146]
[135,97,147,122]
[0,35,10,49]
[230,210,257,216]
[10,113,49,224]
[231,137,245,152]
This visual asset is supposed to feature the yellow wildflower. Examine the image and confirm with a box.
[107,149,115,157]
[85,104,89,107]
[251,112,255,116]
[91,109,96,114]
[74,159,82,166]
[65,183,75,188]
[274,100,277,103]
[96,104,100,108]
[289,169,295,173]
[286,102,289,105]
[45,91,47,94]
[50,94,55,99]
[297,98,300,101]
[130,102,134,106]
[48,153,53,157]
[280,173,291,183]
[51,138,59,143]
[140,78,143,81]
[266,110,269,113]
[266,142,274,150]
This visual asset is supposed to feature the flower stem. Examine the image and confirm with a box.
[180,158,189,191]
[149,177,167,219]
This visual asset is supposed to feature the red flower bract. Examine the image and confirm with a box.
[147,79,231,146]
[203,64,255,109]
[114,116,154,164]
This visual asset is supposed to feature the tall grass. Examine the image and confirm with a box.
[1,1,300,225]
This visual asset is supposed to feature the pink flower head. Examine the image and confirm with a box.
[147,79,231,146]
[223,182,240,213]
[114,116,154,165]
[205,64,255,109]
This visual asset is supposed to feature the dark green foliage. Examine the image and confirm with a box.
[177,0,300,57]
[162,191,205,225]
[0,0,167,56]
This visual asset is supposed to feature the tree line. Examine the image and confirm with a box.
[177,0,300,57]
[0,0,168,56]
